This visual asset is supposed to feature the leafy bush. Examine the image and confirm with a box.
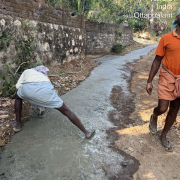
[0,32,12,51]
[115,16,124,24]
[0,58,42,98]
[112,43,123,53]
[132,19,147,32]
[127,18,134,27]
[115,30,124,37]
[128,6,147,32]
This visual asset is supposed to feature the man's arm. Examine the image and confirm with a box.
[147,55,164,83]
[146,55,164,95]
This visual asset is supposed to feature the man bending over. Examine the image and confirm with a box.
[12,65,95,139]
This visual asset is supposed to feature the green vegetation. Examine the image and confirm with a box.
[112,43,123,53]
[48,0,179,34]
[115,30,123,37]
[0,32,12,52]
[0,19,43,98]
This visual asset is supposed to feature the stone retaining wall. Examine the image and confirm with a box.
[0,0,86,69]
[0,0,133,67]
[0,0,85,28]
[85,21,133,54]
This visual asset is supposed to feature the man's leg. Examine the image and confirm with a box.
[14,95,22,130]
[160,98,180,143]
[150,99,169,127]
[56,103,95,138]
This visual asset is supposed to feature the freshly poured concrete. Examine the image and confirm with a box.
[0,45,157,180]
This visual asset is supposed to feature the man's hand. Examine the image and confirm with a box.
[146,83,153,95]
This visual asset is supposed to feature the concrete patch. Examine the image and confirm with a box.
[0,45,157,180]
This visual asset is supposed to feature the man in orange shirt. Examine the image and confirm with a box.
[146,8,180,152]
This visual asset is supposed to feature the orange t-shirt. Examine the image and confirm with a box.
[155,28,180,75]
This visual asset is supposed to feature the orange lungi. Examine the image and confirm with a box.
[158,66,180,101]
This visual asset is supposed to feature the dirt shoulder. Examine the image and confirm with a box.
[113,49,180,180]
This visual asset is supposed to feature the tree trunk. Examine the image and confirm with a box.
[150,0,154,33]
[82,0,85,15]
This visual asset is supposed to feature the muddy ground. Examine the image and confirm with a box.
[109,49,180,180]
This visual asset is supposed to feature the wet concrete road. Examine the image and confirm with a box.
[0,45,157,180]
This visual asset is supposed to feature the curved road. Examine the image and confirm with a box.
[0,45,157,180]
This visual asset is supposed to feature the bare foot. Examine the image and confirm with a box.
[85,129,95,139]
[12,121,22,132]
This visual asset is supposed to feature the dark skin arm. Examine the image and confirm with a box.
[146,55,164,95]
